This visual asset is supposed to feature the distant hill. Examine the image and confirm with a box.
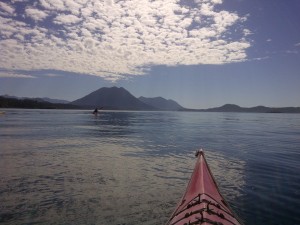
[0,96,79,109]
[139,96,184,111]
[1,95,70,104]
[71,87,156,110]
[202,104,300,113]
[38,97,70,104]
[205,104,244,112]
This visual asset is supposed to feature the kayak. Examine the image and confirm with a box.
[166,150,242,225]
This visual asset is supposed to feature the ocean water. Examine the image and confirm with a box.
[0,109,299,225]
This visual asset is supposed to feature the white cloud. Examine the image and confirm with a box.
[0,0,251,81]
[25,8,48,21]
[0,71,36,78]
[286,50,298,54]
[39,0,65,11]
[295,42,300,47]
[63,0,82,15]
[53,14,82,25]
[0,2,15,16]
[243,29,252,36]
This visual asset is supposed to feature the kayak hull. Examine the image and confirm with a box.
[166,150,242,225]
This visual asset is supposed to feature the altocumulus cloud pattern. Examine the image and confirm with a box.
[0,0,251,81]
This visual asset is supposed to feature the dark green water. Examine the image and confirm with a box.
[0,109,299,225]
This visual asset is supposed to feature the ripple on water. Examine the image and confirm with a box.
[1,110,300,225]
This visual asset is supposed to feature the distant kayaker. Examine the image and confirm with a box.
[93,107,103,116]
[93,108,98,115]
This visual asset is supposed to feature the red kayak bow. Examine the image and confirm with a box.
[166,150,242,225]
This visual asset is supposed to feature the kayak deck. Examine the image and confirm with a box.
[166,150,242,225]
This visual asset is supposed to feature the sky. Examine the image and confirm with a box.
[0,0,299,109]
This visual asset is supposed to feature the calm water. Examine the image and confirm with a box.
[0,109,300,225]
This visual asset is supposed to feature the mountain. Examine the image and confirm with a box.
[138,96,184,111]
[71,87,156,110]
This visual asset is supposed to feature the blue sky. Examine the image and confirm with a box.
[0,0,299,109]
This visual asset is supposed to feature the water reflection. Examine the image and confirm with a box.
[79,111,137,138]
[1,110,299,224]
